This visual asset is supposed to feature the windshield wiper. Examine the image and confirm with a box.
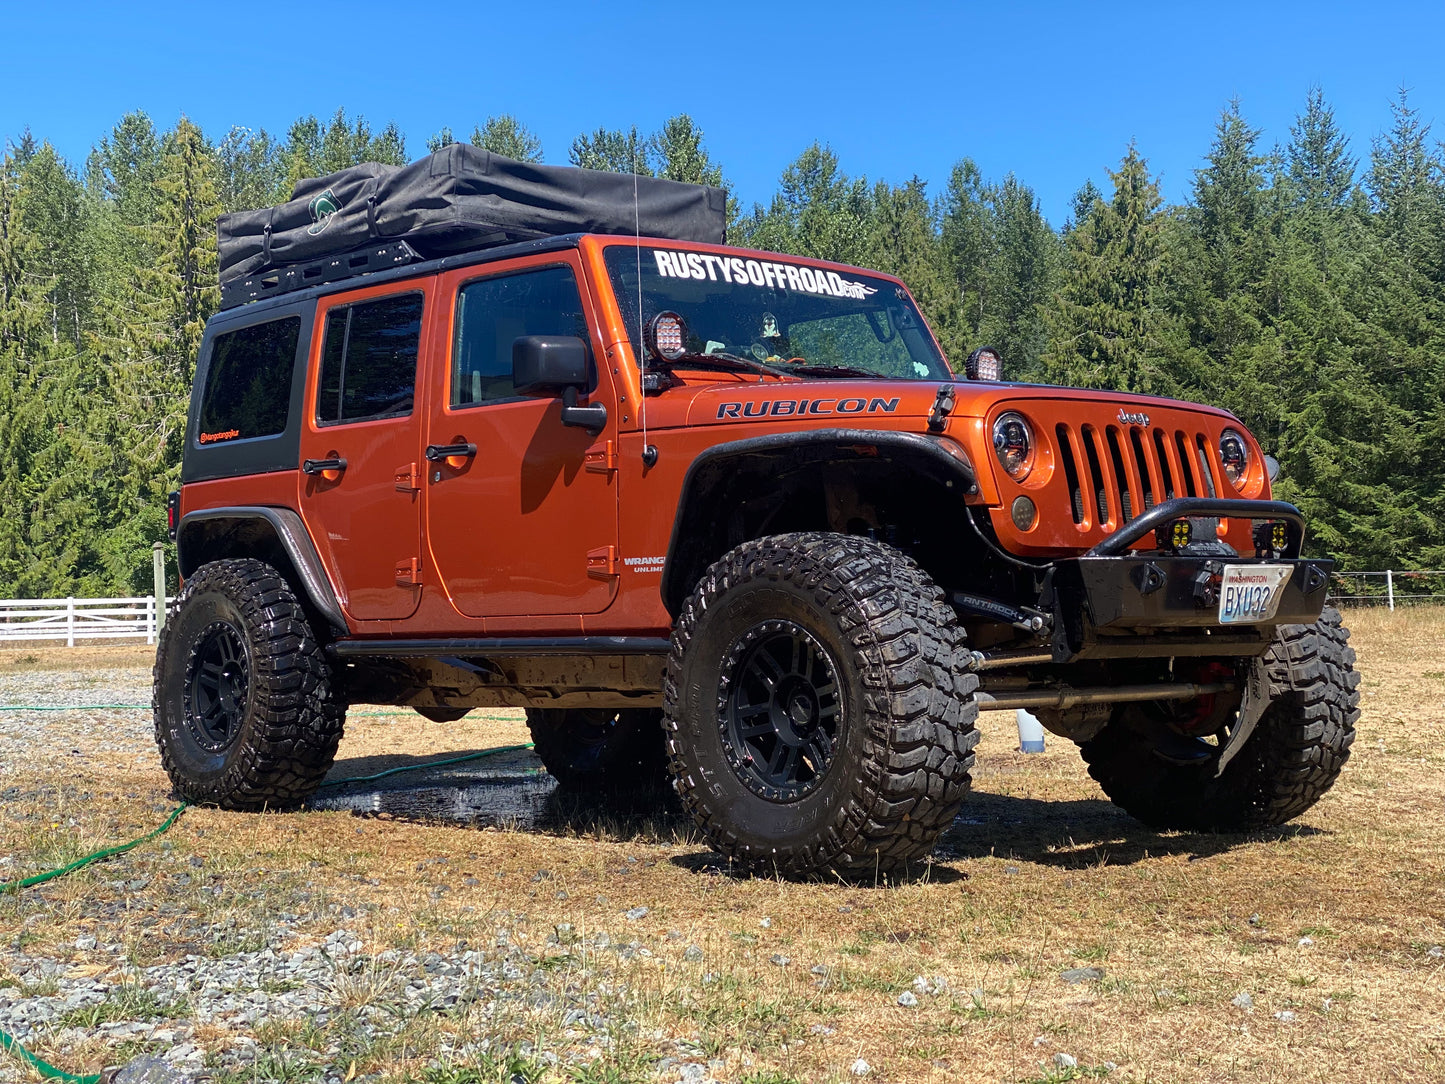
[656,351,794,380]
[785,363,888,379]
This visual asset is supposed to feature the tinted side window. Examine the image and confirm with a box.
[317,293,424,425]
[452,266,590,407]
[199,317,301,442]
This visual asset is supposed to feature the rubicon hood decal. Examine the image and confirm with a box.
[714,396,900,420]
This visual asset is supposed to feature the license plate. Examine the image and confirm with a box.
[1218,564,1294,624]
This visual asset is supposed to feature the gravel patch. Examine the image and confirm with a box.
[0,668,155,771]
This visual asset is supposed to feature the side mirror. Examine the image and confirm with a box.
[511,335,607,434]
[512,336,589,392]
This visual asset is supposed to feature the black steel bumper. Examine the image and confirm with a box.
[1042,498,1332,661]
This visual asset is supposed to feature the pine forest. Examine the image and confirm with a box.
[2,94,1443,597]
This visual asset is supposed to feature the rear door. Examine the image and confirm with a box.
[298,280,432,621]
[425,253,619,618]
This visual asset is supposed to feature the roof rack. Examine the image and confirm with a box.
[220,241,422,311]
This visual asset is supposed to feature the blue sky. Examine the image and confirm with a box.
[5,1,1444,226]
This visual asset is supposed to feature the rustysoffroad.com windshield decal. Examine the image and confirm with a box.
[652,250,878,302]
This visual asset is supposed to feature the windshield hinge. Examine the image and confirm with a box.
[927,384,956,433]
[584,440,618,475]
[587,545,619,579]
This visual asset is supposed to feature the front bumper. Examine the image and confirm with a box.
[1041,498,1332,662]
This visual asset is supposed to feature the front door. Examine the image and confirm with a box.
[298,282,431,622]
[425,255,619,618]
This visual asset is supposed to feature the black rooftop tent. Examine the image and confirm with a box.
[216,144,728,309]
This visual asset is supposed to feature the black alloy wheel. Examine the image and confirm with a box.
[664,532,981,877]
[154,558,346,809]
[721,619,841,801]
[186,623,250,753]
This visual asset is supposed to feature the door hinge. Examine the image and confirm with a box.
[395,557,421,586]
[394,462,421,493]
[584,440,618,474]
[586,545,618,579]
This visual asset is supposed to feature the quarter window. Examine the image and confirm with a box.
[198,317,300,443]
[452,265,591,407]
[317,293,424,425]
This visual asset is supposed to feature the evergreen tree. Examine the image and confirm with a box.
[737,144,872,267]
[471,115,543,162]
[1042,144,1176,393]
[100,117,221,590]
[979,174,1057,376]
[216,126,284,211]
[1288,87,1357,209]
[568,126,651,174]
[1065,179,1103,232]
[867,177,958,356]
[940,158,994,336]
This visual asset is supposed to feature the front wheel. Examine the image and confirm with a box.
[664,533,979,878]
[153,558,346,809]
[1081,607,1360,831]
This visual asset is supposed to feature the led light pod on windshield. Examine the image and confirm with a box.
[992,411,1034,481]
[645,311,688,362]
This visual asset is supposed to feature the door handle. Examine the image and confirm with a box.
[425,442,477,462]
[302,457,348,475]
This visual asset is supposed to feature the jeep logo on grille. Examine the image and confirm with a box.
[1118,410,1150,427]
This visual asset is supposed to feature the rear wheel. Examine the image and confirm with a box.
[1081,607,1359,831]
[153,559,346,809]
[664,532,979,878]
[525,708,667,790]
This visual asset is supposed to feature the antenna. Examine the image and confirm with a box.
[635,162,657,468]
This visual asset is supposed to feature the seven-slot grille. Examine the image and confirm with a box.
[1053,421,1223,530]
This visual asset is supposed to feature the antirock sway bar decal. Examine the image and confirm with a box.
[715,397,900,420]
[653,250,878,301]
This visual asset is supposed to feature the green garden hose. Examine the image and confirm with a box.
[0,740,537,1079]
[0,1029,99,1084]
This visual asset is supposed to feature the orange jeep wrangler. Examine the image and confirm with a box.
[155,147,1359,876]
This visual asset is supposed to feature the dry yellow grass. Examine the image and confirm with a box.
[2,608,1443,1083]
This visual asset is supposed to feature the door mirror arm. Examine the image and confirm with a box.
[560,386,608,434]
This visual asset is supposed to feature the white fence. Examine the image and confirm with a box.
[1328,571,1445,609]
[1,572,1439,647]
[0,597,170,645]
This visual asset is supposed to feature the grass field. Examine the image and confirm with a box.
[1,609,1443,1084]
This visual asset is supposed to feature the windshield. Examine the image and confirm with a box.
[604,245,953,380]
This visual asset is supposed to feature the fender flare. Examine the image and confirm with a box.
[659,428,977,615]
[177,506,348,634]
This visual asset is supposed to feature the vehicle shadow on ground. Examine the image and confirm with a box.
[309,750,693,845]
[307,753,1321,878]
[937,788,1327,869]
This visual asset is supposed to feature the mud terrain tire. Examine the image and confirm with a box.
[1081,607,1359,831]
[526,708,668,790]
[664,532,979,877]
[154,559,346,809]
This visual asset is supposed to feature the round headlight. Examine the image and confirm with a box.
[1219,428,1250,489]
[992,411,1034,481]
